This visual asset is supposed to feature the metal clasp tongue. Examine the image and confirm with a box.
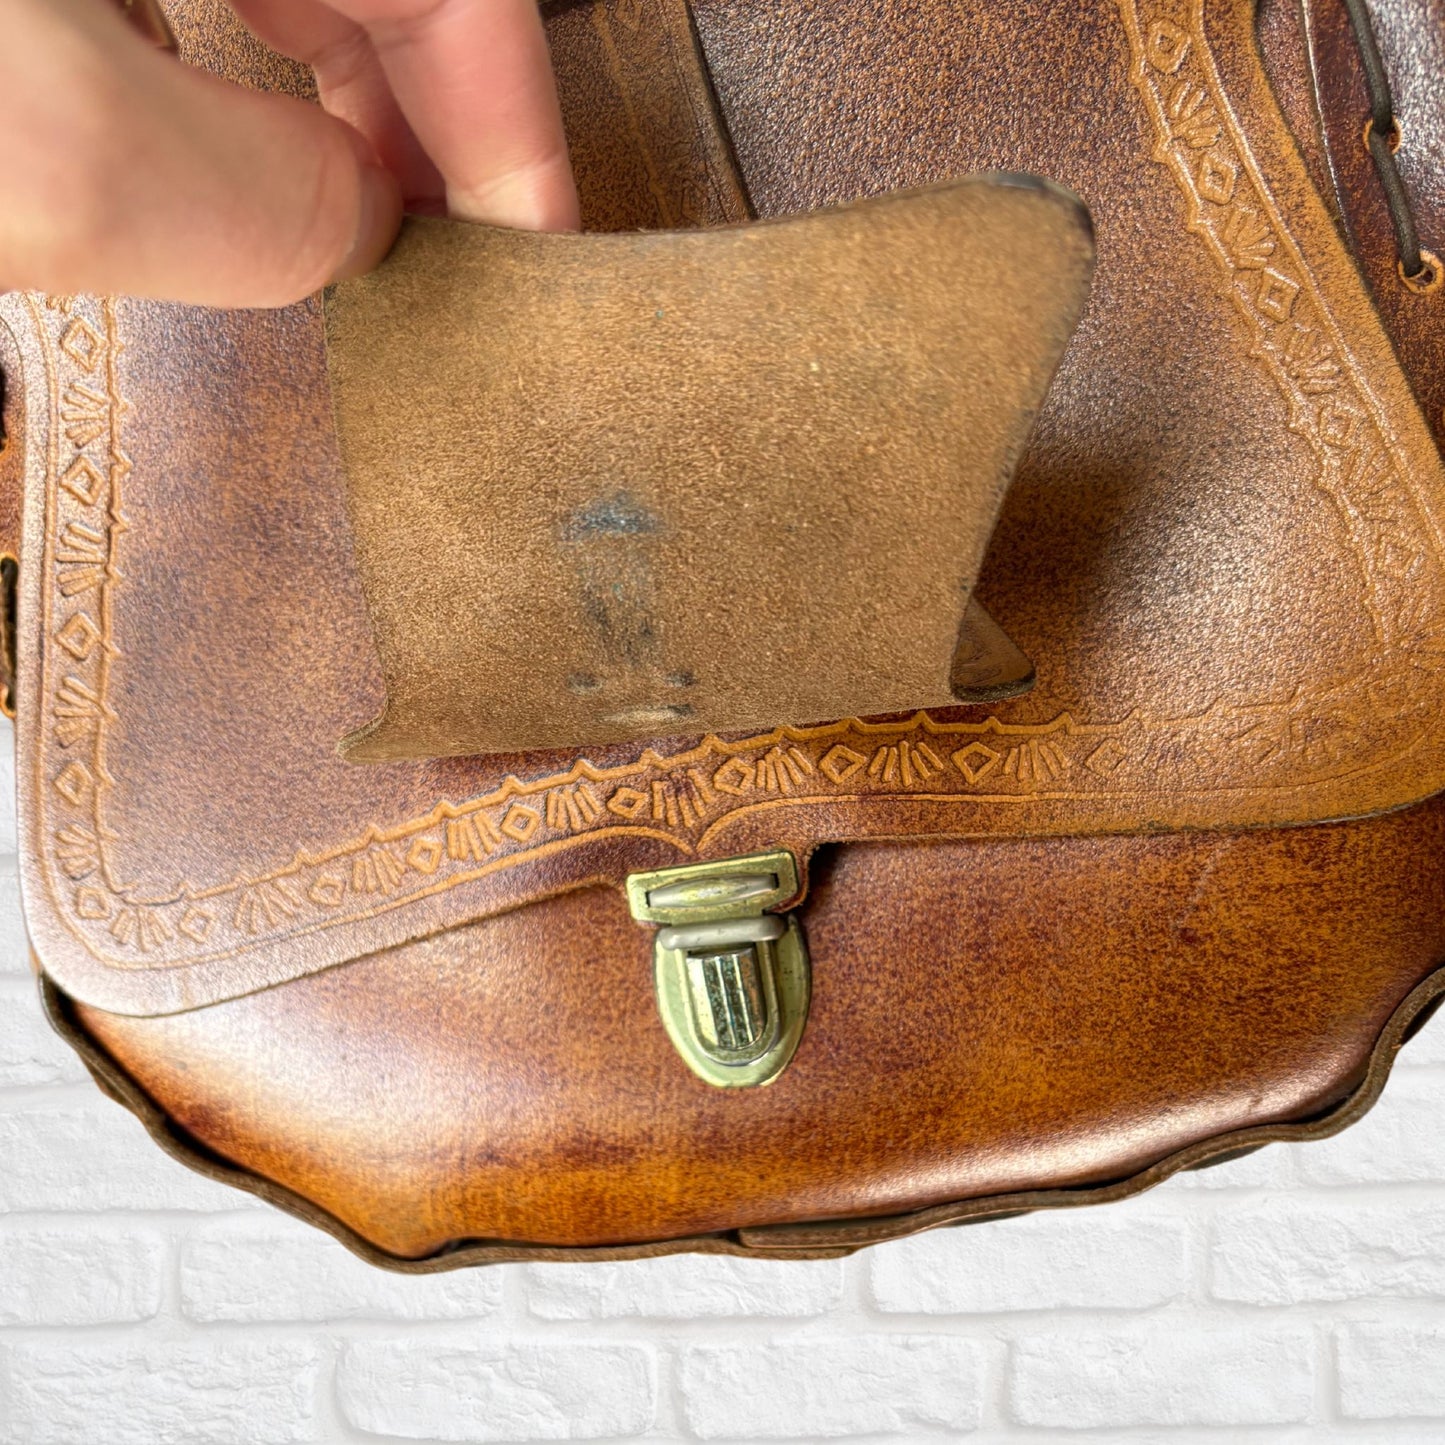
[626,851,810,1088]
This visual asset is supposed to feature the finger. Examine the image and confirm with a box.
[229,0,445,209]
[0,0,401,306]
[320,0,578,230]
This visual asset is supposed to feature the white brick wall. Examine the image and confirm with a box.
[2,716,1445,1443]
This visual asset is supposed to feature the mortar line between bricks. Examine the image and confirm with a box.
[1,1319,1441,1441]
[1321,1315,1344,1428]
[1022,1422,1445,1441]
[1165,1177,1445,1198]
[311,1331,354,1445]
[983,1331,1014,1433]
[169,1297,1445,1341]
[516,1255,1445,1330]
[852,1301,1226,1328]
[971,1430,1391,1441]
[651,1327,684,1439]
[497,1260,529,1322]
[1188,1195,1216,1306]
[0,1207,271,1227]
[840,1248,873,1320]
[9,1246,1445,1328]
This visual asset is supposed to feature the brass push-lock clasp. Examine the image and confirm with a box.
[626,850,810,1088]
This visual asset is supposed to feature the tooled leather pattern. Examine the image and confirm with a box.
[26,0,1445,1263]
[72,806,1445,1256]
[6,0,1445,1016]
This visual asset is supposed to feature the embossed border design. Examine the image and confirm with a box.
[21,0,1445,976]
[1120,0,1445,680]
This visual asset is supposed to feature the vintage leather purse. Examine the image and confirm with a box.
[1,0,1442,1269]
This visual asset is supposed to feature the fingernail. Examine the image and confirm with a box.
[332,163,403,285]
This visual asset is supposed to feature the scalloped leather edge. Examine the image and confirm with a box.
[37,958,1445,1271]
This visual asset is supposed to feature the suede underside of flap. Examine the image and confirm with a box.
[325,180,1094,760]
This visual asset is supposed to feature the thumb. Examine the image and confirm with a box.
[0,0,402,307]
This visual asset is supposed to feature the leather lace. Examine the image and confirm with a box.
[1342,0,1432,285]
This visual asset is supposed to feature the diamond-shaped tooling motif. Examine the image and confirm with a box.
[53,761,93,805]
[711,758,754,796]
[60,317,104,372]
[55,611,102,662]
[1085,739,1129,777]
[952,742,1001,785]
[1257,267,1300,322]
[74,887,110,920]
[1319,403,1361,450]
[60,456,106,508]
[308,876,345,909]
[819,744,866,785]
[177,907,214,943]
[605,787,649,821]
[500,804,540,843]
[1196,153,1237,206]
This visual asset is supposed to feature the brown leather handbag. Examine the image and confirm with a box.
[1,0,1442,1269]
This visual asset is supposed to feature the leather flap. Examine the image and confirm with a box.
[325,178,1093,759]
[9,0,1445,1017]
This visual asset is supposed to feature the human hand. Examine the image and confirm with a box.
[0,0,578,307]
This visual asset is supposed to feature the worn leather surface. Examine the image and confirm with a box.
[0,319,22,714]
[6,0,1445,1015]
[78,807,1445,1255]
[0,321,22,565]
[1302,0,1444,445]
[6,0,1445,1259]
[545,0,753,233]
[1259,0,1342,221]
[47,962,1445,1265]
[329,0,1066,757]
[328,181,1091,758]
